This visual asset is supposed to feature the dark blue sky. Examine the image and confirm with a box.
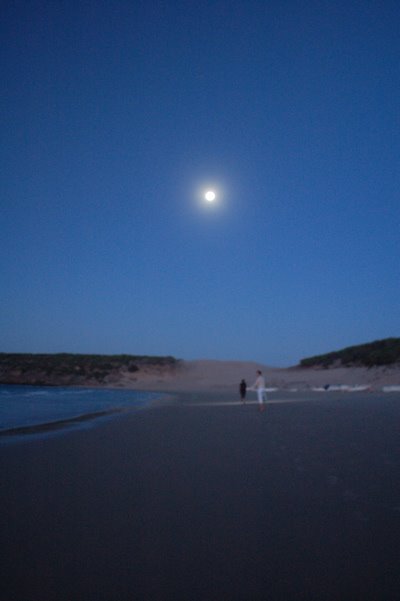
[2,1,399,366]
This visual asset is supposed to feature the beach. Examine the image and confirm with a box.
[103,359,400,392]
[1,390,399,600]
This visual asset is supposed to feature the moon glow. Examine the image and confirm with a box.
[205,190,216,202]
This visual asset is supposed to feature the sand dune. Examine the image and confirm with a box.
[114,359,400,392]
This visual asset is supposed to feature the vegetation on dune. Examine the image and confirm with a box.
[300,338,400,368]
[0,353,180,385]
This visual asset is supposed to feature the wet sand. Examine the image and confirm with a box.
[1,392,399,600]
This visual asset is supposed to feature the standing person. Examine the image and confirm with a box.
[252,370,266,412]
[239,379,247,402]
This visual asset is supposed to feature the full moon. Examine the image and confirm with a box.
[205,190,216,202]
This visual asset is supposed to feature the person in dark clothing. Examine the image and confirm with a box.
[239,379,247,402]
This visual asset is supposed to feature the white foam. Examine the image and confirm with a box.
[312,385,370,392]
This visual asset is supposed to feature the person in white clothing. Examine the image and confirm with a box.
[251,370,266,411]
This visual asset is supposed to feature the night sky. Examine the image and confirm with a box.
[2,1,399,366]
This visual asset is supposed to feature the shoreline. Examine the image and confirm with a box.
[0,385,171,442]
[0,407,124,438]
[2,383,399,442]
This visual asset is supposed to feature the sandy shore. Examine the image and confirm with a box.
[1,390,399,600]
[113,359,400,392]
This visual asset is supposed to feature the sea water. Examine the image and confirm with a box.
[0,384,163,440]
